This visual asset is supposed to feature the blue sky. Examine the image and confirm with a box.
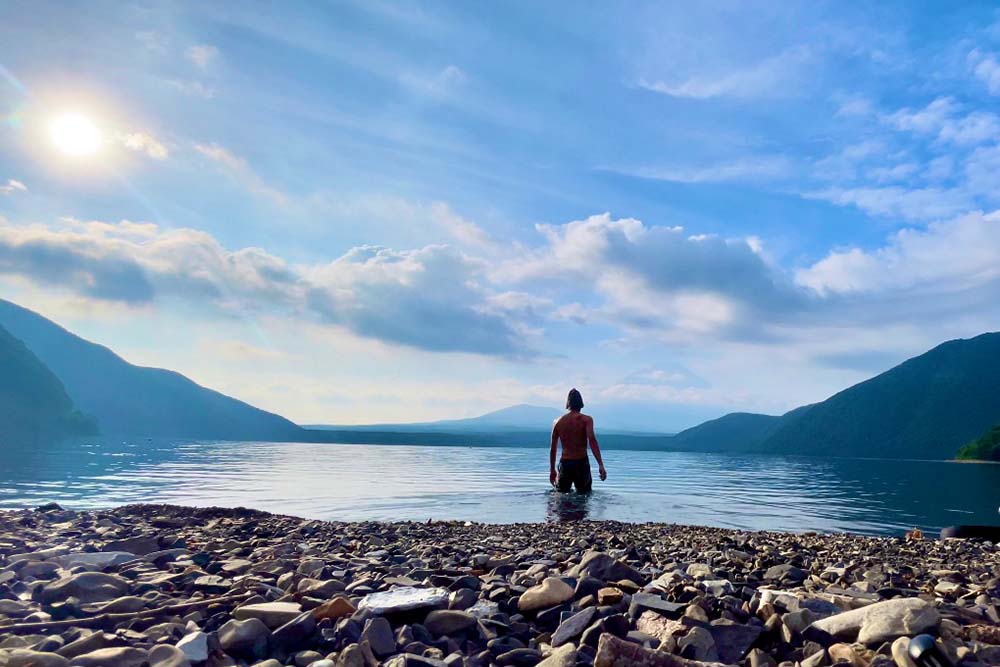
[2,1,1000,429]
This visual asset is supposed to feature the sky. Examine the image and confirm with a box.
[2,1,1000,431]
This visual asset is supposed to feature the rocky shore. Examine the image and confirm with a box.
[2,505,999,667]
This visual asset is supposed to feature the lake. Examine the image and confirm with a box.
[2,438,998,535]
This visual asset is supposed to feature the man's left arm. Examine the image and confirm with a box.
[549,424,559,486]
[587,417,607,481]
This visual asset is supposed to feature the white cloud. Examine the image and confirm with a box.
[639,47,811,99]
[884,97,1000,146]
[804,186,971,221]
[186,44,219,70]
[969,49,1000,95]
[122,132,169,160]
[796,210,1000,298]
[0,218,530,356]
[0,179,26,195]
[612,156,793,184]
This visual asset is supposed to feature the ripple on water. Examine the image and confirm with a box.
[2,439,999,534]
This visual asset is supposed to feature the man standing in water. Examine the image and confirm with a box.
[550,388,607,492]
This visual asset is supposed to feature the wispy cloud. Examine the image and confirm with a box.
[195,143,288,205]
[122,132,169,160]
[639,47,811,99]
[0,179,26,195]
[609,156,793,184]
[969,48,1000,95]
[186,44,219,70]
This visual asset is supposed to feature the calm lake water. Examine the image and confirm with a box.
[2,438,998,535]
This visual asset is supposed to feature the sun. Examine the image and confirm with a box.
[49,112,103,156]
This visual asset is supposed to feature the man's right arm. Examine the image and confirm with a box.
[549,424,559,486]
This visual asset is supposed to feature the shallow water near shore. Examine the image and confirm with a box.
[2,438,999,535]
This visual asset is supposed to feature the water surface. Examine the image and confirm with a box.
[2,438,998,535]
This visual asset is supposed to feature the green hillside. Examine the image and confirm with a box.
[0,323,96,444]
[956,423,1000,461]
[756,332,1000,459]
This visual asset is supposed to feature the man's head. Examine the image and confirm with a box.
[566,388,584,412]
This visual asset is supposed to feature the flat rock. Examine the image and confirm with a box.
[552,607,597,647]
[357,586,449,615]
[234,602,304,629]
[176,632,210,664]
[635,610,686,644]
[219,618,271,659]
[518,577,574,612]
[51,552,136,571]
[5,650,70,667]
[538,645,577,667]
[424,610,476,636]
[569,552,642,584]
[630,593,686,620]
[40,572,131,604]
[595,633,729,667]
[810,598,940,645]
[708,622,763,664]
[68,647,149,667]
[149,645,192,667]
[312,595,355,620]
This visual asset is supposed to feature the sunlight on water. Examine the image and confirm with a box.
[2,438,998,535]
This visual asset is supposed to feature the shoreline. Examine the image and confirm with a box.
[1,503,999,667]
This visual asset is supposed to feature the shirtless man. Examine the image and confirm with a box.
[549,388,607,492]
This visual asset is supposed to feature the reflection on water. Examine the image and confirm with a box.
[2,437,999,535]
[546,490,593,522]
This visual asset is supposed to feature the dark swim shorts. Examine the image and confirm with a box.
[557,458,592,493]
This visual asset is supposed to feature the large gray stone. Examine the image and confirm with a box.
[552,607,597,647]
[708,622,763,664]
[51,552,135,571]
[568,552,643,584]
[810,598,940,645]
[149,645,191,667]
[234,602,304,629]
[357,587,449,615]
[537,645,576,667]
[219,618,271,659]
[5,650,70,667]
[360,617,395,658]
[424,610,476,636]
[40,572,130,604]
[176,632,209,664]
[68,647,149,667]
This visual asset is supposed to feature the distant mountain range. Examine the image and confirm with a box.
[308,404,565,432]
[0,299,303,441]
[2,297,999,460]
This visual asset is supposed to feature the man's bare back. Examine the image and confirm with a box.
[550,389,607,491]
[553,411,592,461]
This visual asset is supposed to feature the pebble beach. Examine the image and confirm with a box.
[2,504,999,667]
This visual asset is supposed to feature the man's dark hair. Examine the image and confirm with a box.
[566,388,584,411]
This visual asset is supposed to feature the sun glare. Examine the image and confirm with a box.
[49,112,102,156]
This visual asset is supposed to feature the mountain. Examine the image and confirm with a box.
[309,404,564,432]
[673,333,1000,460]
[956,423,1000,461]
[755,332,1000,459]
[0,299,304,440]
[664,405,814,452]
[0,322,96,443]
